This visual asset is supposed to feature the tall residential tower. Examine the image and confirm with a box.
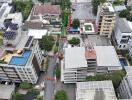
[96,3,116,38]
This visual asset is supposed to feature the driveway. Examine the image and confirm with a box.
[44,56,56,100]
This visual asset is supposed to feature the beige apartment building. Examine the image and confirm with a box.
[96,2,116,38]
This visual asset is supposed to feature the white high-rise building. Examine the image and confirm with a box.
[96,2,116,38]
[0,21,43,84]
[118,66,132,99]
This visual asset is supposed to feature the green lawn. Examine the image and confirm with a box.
[85,25,92,31]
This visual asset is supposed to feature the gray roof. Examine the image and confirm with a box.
[117,18,132,33]
[0,84,15,99]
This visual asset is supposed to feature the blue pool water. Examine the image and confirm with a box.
[9,50,32,66]
[119,58,128,67]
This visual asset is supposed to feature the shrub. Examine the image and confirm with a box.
[55,90,67,100]
[19,82,32,89]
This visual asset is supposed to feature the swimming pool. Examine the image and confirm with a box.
[119,58,128,67]
[9,50,32,66]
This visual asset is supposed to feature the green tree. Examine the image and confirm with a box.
[62,9,68,27]
[38,0,44,2]
[37,96,43,100]
[91,0,106,15]
[127,14,132,22]
[12,0,33,21]
[113,0,123,5]
[71,19,80,29]
[86,70,125,89]
[13,92,23,100]
[19,81,32,89]
[32,89,40,98]
[68,37,80,46]
[119,9,130,18]
[55,63,60,79]
[39,35,55,51]
[110,70,125,88]
[55,90,67,100]
[54,46,58,54]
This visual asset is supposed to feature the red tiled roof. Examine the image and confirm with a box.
[33,4,61,15]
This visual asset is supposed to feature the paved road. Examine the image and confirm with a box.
[45,56,56,100]
[59,39,64,53]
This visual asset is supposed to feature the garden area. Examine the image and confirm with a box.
[119,7,132,22]
[12,82,43,100]
[84,24,92,31]
[68,37,80,46]
[39,35,55,52]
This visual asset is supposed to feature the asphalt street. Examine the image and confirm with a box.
[45,56,56,100]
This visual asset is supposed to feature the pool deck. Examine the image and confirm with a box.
[8,50,32,66]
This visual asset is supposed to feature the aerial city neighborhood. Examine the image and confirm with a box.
[0,0,132,100]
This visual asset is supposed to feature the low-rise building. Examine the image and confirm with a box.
[61,46,121,83]
[76,81,117,100]
[24,4,61,35]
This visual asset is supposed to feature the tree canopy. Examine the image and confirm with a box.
[113,0,124,5]
[86,70,125,89]
[55,63,60,79]
[12,0,33,21]
[71,19,80,29]
[62,9,68,27]
[13,92,23,100]
[39,35,55,51]
[91,0,106,15]
[68,37,80,46]
[55,90,67,100]
[119,9,130,18]
[19,81,32,89]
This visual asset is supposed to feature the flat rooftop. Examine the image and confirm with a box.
[94,46,121,67]
[82,35,111,46]
[65,47,87,69]
[117,18,132,33]
[76,81,117,100]
[28,29,47,39]
[71,3,96,20]
[0,84,15,100]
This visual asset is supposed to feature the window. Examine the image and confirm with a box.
[123,45,126,48]
[120,39,129,44]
